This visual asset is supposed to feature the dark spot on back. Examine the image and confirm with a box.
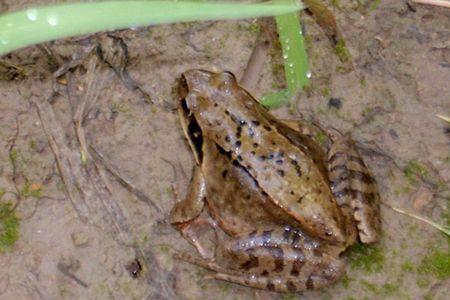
[234,141,242,148]
[261,270,269,277]
[295,165,302,177]
[252,120,260,126]
[269,247,285,272]
[290,257,304,276]
[253,143,259,148]
[277,170,285,177]
[222,170,228,179]
[214,103,218,107]
[225,135,231,142]
[250,151,256,155]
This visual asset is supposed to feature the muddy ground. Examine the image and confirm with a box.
[0,1,449,299]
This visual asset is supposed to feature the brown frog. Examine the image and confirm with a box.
[170,69,381,292]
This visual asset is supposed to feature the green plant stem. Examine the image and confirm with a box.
[0,1,302,56]
[275,11,309,93]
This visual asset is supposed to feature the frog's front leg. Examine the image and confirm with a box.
[170,166,217,257]
[327,135,381,244]
[179,227,345,292]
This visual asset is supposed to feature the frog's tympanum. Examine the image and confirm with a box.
[170,69,381,292]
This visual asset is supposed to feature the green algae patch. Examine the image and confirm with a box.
[0,202,19,252]
[347,243,385,273]
[418,250,450,280]
[403,160,429,185]
[334,38,351,63]
[20,181,43,198]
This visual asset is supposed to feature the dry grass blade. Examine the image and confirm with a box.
[382,201,450,237]
[436,114,450,123]
[412,0,450,8]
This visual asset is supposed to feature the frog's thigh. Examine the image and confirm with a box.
[327,135,381,244]
[170,166,206,224]
[223,228,345,292]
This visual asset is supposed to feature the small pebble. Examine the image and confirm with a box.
[71,231,90,247]
[328,97,342,109]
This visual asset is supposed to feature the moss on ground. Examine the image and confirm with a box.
[418,250,450,280]
[0,201,19,252]
[347,243,385,273]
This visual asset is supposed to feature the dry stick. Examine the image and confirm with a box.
[88,145,161,212]
[97,35,152,103]
[57,262,89,288]
[412,0,450,8]
[33,94,91,221]
[73,52,175,299]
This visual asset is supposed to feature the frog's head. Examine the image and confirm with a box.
[179,69,238,102]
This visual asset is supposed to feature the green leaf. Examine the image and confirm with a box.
[275,10,309,94]
[0,1,302,55]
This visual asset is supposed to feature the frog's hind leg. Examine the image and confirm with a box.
[327,134,381,244]
[222,227,345,292]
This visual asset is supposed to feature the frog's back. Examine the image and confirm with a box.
[183,70,346,243]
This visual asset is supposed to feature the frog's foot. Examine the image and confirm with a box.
[178,216,219,259]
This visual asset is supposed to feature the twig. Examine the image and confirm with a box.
[88,145,161,213]
[96,35,152,103]
[57,262,89,288]
[412,0,450,8]
[32,93,91,221]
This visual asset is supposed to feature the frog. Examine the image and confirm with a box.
[170,69,381,292]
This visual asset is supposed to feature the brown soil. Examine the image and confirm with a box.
[0,1,449,299]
